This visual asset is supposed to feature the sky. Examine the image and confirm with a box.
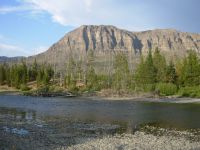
[0,0,200,57]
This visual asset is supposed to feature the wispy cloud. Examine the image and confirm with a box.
[0,42,50,57]
[0,32,49,57]
[0,43,30,57]
[0,2,43,15]
[0,5,28,14]
[23,0,97,26]
[0,0,200,32]
[0,0,156,30]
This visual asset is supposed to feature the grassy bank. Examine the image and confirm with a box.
[1,82,200,100]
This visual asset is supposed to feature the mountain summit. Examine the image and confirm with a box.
[27,25,200,71]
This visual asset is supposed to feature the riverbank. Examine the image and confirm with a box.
[1,85,200,103]
[83,96,200,103]
[66,131,200,150]
[82,90,200,103]
[0,85,19,93]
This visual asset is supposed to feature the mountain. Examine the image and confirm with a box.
[0,56,25,63]
[23,25,200,71]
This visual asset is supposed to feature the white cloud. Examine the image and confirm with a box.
[0,0,156,31]
[23,0,96,26]
[0,2,42,14]
[0,43,30,57]
[0,33,49,57]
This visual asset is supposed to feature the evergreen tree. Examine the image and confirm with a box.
[180,50,200,86]
[86,65,97,89]
[21,61,28,85]
[153,48,167,82]
[166,61,177,84]
[36,67,44,86]
[176,59,185,86]
[6,68,11,86]
[134,50,156,91]
[86,50,98,89]
[143,50,156,84]
[10,65,15,87]
[43,65,54,85]
[113,53,130,91]
[0,64,6,85]
[36,65,54,86]
[134,56,145,85]
[65,57,77,88]
[29,59,38,81]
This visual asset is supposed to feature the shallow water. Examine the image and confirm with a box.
[0,95,200,149]
[0,95,200,129]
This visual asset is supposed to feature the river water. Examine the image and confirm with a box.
[0,95,200,149]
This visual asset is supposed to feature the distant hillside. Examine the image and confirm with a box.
[1,25,200,72]
[0,56,25,63]
[26,25,200,72]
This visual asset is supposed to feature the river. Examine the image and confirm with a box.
[0,95,200,149]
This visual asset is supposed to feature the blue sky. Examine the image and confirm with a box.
[0,0,200,57]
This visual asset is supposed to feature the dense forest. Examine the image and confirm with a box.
[0,48,200,97]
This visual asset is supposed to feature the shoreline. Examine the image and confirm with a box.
[1,89,200,104]
[82,95,200,103]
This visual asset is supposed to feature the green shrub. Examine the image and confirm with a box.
[37,86,49,93]
[178,86,200,98]
[20,84,30,91]
[143,84,155,92]
[156,83,177,96]
[135,84,155,92]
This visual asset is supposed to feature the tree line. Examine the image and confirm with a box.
[0,59,54,90]
[63,48,200,96]
[0,48,200,96]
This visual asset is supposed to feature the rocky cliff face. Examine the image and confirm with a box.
[134,29,200,58]
[27,25,200,71]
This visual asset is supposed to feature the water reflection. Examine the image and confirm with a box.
[0,97,200,150]
[0,95,200,131]
[3,126,29,136]
[0,107,36,121]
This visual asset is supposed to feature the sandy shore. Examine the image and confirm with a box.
[65,131,200,150]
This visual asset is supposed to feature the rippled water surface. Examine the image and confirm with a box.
[0,95,200,149]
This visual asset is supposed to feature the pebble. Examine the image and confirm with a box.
[65,131,200,150]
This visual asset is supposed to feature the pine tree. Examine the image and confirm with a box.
[36,65,54,86]
[166,61,177,84]
[153,48,167,82]
[4,64,11,86]
[180,50,200,86]
[21,61,28,85]
[43,65,54,85]
[66,57,76,88]
[143,50,156,84]
[134,55,145,85]
[86,65,97,89]
[29,59,38,81]
[86,49,97,89]
[113,53,130,91]
[36,67,44,87]
[0,64,6,85]
[134,50,156,91]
